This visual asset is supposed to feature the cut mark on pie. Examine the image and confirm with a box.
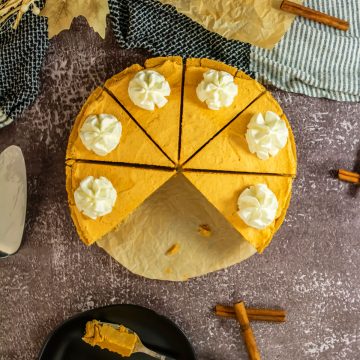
[104,87,175,165]
[66,87,174,168]
[181,90,267,166]
[104,57,183,163]
[177,57,187,162]
[182,168,295,178]
[68,159,175,172]
[179,58,266,164]
[183,91,297,176]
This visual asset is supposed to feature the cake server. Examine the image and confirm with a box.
[0,145,27,258]
[99,321,176,360]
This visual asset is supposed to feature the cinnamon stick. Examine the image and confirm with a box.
[216,310,286,322]
[280,0,349,31]
[338,169,360,184]
[215,304,286,322]
[234,302,261,360]
[216,310,236,318]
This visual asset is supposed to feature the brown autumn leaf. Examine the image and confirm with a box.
[40,0,109,39]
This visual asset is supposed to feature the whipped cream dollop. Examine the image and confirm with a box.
[196,70,238,110]
[74,176,117,220]
[79,114,122,156]
[245,111,289,160]
[128,70,171,110]
[237,184,278,230]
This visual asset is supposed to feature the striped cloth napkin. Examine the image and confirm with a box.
[251,0,360,101]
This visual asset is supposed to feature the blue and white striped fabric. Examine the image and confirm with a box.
[251,0,360,101]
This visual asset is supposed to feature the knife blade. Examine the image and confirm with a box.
[0,145,27,257]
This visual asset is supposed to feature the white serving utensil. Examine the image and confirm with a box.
[0,145,27,257]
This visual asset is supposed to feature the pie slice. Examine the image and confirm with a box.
[66,87,173,168]
[83,320,137,357]
[104,56,183,163]
[183,92,297,175]
[66,160,174,245]
[179,58,265,164]
[183,171,293,252]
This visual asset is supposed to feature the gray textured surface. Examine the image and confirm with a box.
[0,18,360,360]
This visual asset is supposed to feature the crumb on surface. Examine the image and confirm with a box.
[165,243,180,256]
[198,224,212,237]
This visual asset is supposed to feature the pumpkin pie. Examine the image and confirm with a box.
[183,171,293,252]
[104,56,183,163]
[66,56,297,269]
[179,58,266,163]
[183,92,297,175]
[66,87,173,167]
[66,160,174,245]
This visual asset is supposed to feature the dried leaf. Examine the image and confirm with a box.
[40,0,109,39]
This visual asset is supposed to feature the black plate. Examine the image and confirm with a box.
[39,304,196,360]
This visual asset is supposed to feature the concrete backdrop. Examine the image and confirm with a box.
[0,18,359,360]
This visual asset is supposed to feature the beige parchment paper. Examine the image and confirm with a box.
[159,0,302,49]
[97,174,256,281]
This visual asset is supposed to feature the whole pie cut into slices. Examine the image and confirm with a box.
[66,56,297,280]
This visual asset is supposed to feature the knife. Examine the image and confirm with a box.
[0,145,27,258]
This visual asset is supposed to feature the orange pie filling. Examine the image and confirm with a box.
[83,320,138,357]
